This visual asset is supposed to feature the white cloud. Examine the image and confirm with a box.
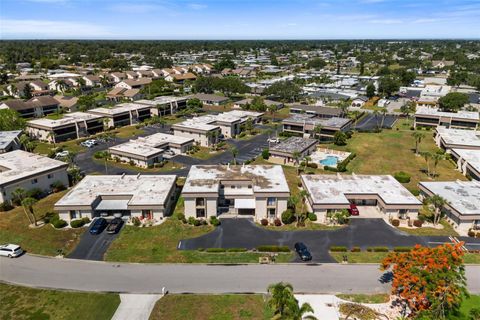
[188,3,207,10]
[0,19,113,38]
[368,19,403,24]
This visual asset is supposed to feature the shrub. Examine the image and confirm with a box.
[187,216,196,225]
[52,219,67,228]
[367,247,389,252]
[209,216,221,226]
[307,212,317,221]
[27,188,43,200]
[468,230,476,237]
[227,248,248,252]
[351,247,361,252]
[256,245,290,252]
[391,219,400,227]
[330,246,348,252]
[205,248,226,253]
[413,220,423,228]
[132,217,141,227]
[260,219,268,226]
[194,219,202,226]
[197,248,205,251]
[176,213,186,222]
[307,162,318,169]
[393,247,412,252]
[82,217,91,224]
[50,181,66,192]
[274,218,282,226]
[261,148,270,160]
[281,209,295,224]
[70,219,85,228]
[0,202,13,212]
[94,151,106,159]
[394,171,411,183]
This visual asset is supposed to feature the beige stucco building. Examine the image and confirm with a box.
[182,165,290,222]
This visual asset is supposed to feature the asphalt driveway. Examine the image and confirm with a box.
[179,218,480,263]
[67,224,123,261]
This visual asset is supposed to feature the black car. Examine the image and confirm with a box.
[89,218,108,235]
[106,218,124,234]
[294,242,312,261]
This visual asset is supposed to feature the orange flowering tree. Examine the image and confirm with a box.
[381,243,467,319]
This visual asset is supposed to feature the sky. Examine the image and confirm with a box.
[0,0,479,39]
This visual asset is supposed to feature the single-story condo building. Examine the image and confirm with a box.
[269,137,318,165]
[301,174,422,222]
[137,96,188,116]
[26,112,104,143]
[109,133,194,168]
[434,126,480,151]
[182,165,290,221]
[0,130,22,153]
[0,150,69,203]
[418,180,480,232]
[54,174,177,222]
[414,107,479,130]
[450,148,480,180]
[282,114,352,140]
[289,105,344,118]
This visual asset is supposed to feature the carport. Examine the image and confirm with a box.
[234,199,256,216]
[94,199,131,218]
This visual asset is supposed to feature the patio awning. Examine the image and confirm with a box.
[94,199,129,211]
[234,199,256,209]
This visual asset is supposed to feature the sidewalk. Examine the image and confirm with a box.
[111,294,162,320]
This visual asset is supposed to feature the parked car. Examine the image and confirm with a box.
[348,204,359,216]
[267,138,279,143]
[89,218,108,235]
[81,141,94,148]
[106,218,124,234]
[55,150,69,159]
[0,244,24,258]
[164,150,175,156]
[294,242,312,261]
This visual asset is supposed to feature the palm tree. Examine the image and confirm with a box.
[19,134,31,151]
[373,110,381,131]
[428,195,448,225]
[46,131,56,147]
[412,131,425,155]
[352,110,360,131]
[380,108,387,129]
[21,197,38,226]
[431,153,445,179]
[420,151,432,177]
[303,156,311,172]
[287,195,299,212]
[11,188,34,224]
[292,151,301,174]
[98,151,110,174]
[313,124,322,140]
[297,190,310,226]
[231,147,239,165]
[267,282,316,320]
[267,105,276,122]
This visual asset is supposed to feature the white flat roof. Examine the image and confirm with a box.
[183,165,289,194]
[173,118,220,131]
[415,107,479,121]
[302,174,421,205]
[89,102,150,116]
[109,141,164,158]
[0,150,67,186]
[55,175,176,207]
[223,110,264,118]
[27,112,102,128]
[436,127,480,147]
[136,132,194,147]
[452,148,480,173]
[419,180,480,215]
[0,131,21,150]
[153,96,188,104]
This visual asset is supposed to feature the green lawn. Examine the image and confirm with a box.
[0,283,120,320]
[330,251,480,264]
[114,126,145,139]
[189,146,222,160]
[149,294,273,320]
[259,220,344,231]
[337,293,390,304]
[329,118,466,191]
[93,158,184,173]
[0,191,84,256]
[34,139,85,155]
[399,219,459,237]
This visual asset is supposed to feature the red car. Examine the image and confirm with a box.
[348,204,359,216]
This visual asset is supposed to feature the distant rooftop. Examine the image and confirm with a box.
[89,102,150,116]
[55,175,176,208]
[283,113,351,128]
[270,137,317,154]
[109,141,164,158]
[0,150,67,186]
[419,180,480,215]
[183,165,289,194]
[27,112,102,128]
[302,174,421,205]
[0,131,22,150]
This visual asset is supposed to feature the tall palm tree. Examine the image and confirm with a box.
[19,134,31,151]
[380,108,387,129]
[231,147,239,165]
[420,151,432,177]
[431,153,445,179]
[267,282,316,320]
[267,105,276,122]
[313,124,322,140]
[288,195,299,212]
[292,151,301,174]
[11,188,33,224]
[21,197,38,226]
[303,156,311,171]
[352,110,360,131]
[412,131,425,155]
[428,195,448,225]
[46,131,56,147]
[297,190,310,226]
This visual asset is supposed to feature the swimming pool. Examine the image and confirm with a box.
[319,155,339,166]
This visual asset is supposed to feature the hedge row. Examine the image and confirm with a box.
[256,245,290,252]
[329,246,413,253]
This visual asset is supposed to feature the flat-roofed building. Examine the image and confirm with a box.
[451,149,480,180]
[137,96,188,116]
[0,96,60,118]
[88,102,152,128]
[282,114,351,139]
[0,131,22,153]
[414,107,479,130]
[134,133,194,154]
[54,174,177,222]
[434,127,480,151]
[182,165,290,221]
[172,119,221,147]
[418,180,480,232]
[26,112,104,143]
[290,105,344,118]
[301,174,422,222]
[269,137,318,165]
[189,93,229,106]
[223,110,264,123]
[0,150,69,203]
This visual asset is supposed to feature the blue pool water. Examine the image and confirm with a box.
[319,155,339,166]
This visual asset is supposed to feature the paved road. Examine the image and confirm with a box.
[1,255,479,294]
[180,219,480,263]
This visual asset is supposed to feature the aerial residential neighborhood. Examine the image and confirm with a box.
[1,1,480,320]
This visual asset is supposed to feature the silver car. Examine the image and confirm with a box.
[0,244,24,258]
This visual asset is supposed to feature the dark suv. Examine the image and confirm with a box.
[106,218,124,234]
[294,242,312,261]
[89,218,108,235]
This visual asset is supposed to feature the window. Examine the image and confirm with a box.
[196,208,206,218]
[248,185,252,189]
[69,210,77,219]
[267,197,276,206]
[231,186,235,189]
[47,174,54,179]
[31,178,38,184]
[196,198,205,207]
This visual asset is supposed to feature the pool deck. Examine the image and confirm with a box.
[311,148,351,169]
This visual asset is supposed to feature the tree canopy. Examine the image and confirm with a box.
[438,92,469,112]
[264,80,301,102]
[0,109,26,131]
